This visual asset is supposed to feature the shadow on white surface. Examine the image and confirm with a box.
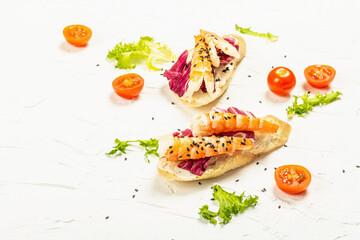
[159,84,229,116]
[302,82,331,94]
[109,92,139,105]
[272,185,308,203]
[264,91,291,103]
[59,41,88,53]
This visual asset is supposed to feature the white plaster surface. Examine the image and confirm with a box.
[1,0,360,239]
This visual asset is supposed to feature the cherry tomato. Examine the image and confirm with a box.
[304,65,336,88]
[275,165,311,194]
[112,73,144,99]
[63,24,92,47]
[267,67,296,96]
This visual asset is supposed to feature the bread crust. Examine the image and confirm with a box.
[157,115,291,181]
[176,34,246,107]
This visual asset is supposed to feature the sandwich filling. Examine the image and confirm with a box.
[163,30,240,100]
[158,107,267,177]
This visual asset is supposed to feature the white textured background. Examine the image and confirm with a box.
[1,0,360,239]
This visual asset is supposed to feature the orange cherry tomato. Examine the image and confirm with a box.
[304,65,336,88]
[63,24,92,47]
[275,165,311,194]
[267,67,296,96]
[112,73,144,99]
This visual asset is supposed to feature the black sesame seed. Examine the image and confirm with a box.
[212,115,215,119]
[152,117,154,120]
[178,156,182,158]
[235,179,239,182]
[198,182,201,185]
[226,97,229,100]
[215,78,221,82]
[210,198,215,201]
[187,154,190,157]
[216,140,220,143]
[214,150,217,152]
[342,169,345,173]
[222,143,225,147]
[125,157,127,161]
[177,129,181,131]
[264,168,267,171]
[170,150,173,154]
[190,144,193,147]
[132,195,135,198]
[284,144,288,147]
[241,142,246,145]
[284,55,287,58]
[201,147,204,150]
[256,162,259,165]
[227,141,231,144]
[272,66,274,69]
[356,165,360,168]
[135,189,138,192]
[248,75,251,77]
[169,146,173,149]
[105,216,109,219]
[96,64,99,66]
[259,101,262,103]
[230,62,233,65]
[278,205,281,209]
[187,147,190,151]
[202,138,205,141]
[171,102,175,105]
[196,151,199,154]
[274,167,277,170]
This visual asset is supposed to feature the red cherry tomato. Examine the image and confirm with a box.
[275,165,311,194]
[63,24,92,47]
[304,65,336,88]
[267,67,296,96]
[112,73,144,99]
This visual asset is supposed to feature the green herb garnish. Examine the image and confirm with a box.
[199,185,258,225]
[106,138,159,162]
[286,91,342,119]
[107,36,176,71]
[235,24,278,42]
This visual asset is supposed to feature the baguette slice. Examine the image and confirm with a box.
[157,115,291,181]
[177,34,246,107]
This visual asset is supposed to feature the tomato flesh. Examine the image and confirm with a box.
[304,65,336,88]
[267,67,296,96]
[275,165,311,194]
[112,73,144,99]
[63,25,92,47]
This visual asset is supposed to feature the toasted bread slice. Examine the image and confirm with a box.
[157,115,291,181]
[178,34,246,107]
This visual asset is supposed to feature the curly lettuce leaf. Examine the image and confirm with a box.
[106,138,159,163]
[107,36,176,71]
[199,185,258,225]
[235,24,278,42]
[287,91,342,119]
[199,205,218,225]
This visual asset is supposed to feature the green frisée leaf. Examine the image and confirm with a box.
[199,205,218,225]
[287,91,342,119]
[199,185,258,225]
[106,138,159,162]
[107,36,176,71]
[235,24,278,42]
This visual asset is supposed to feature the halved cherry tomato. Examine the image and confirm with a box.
[275,165,311,194]
[63,24,92,47]
[304,65,336,88]
[267,67,296,96]
[112,73,144,99]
